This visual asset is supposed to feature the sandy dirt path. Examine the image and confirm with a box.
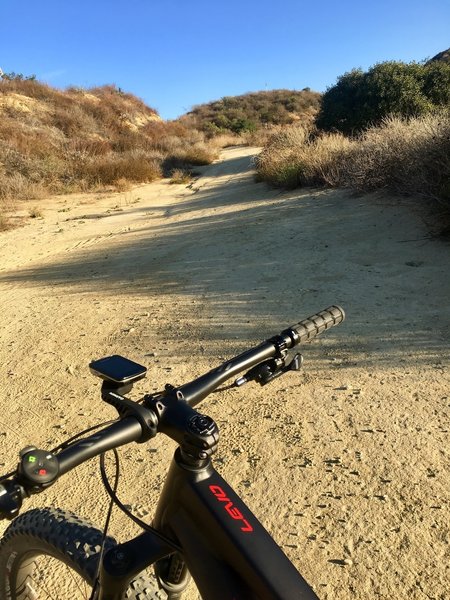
[0,146,449,599]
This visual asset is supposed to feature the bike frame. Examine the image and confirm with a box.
[0,307,345,599]
[99,447,318,600]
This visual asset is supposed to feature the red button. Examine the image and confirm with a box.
[39,469,47,476]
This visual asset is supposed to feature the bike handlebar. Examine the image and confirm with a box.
[0,306,345,519]
[288,305,345,344]
[180,342,276,406]
[182,305,345,406]
[57,417,143,476]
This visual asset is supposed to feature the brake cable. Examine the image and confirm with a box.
[99,448,182,553]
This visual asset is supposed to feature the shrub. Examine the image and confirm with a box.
[316,61,450,134]
[229,117,257,134]
[169,169,193,184]
[179,145,217,165]
[256,125,355,188]
[256,112,450,208]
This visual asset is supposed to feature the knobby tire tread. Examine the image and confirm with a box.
[0,507,165,600]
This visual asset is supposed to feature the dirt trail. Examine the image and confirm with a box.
[0,147,449,599]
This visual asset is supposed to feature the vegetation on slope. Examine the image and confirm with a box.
[429,47,450,64]
[2,49,449,232]
[182,89,321,135]
[0,79,217,209]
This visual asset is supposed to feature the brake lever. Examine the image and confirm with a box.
[0,479,24,520]
[235,353,303,387]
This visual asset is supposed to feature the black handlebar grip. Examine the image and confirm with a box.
[288,305,345,345]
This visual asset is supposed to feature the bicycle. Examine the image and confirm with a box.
[0,305,345,600]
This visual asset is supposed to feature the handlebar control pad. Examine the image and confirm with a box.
[19,448,60,488]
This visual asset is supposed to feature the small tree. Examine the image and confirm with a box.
[364,62,432,121]
[315,68,366,134]
[316,60,450,134]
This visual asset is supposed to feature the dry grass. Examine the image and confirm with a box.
[0,196,16,231]
[113,178,132,192]
[256,113,450,207]
[256,125,355,188]
[209,133,245,148]
[343,113,450,201]
[80,152,163,186]
[28,206,43,219]
[0,215,11,231]
[0,79,217,215]
[169,169,193,184]
[242,127,281,147]
[0,202,12,230]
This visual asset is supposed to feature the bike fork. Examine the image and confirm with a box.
[154,552,191,599]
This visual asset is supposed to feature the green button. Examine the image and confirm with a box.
[28,455,36,463]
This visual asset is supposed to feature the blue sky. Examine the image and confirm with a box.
[1,0,449,120]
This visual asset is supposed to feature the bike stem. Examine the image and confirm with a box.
[102,382,220,466]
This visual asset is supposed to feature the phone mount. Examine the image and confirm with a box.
[89,355,147,397]
[100,380,134,398]
[89,355,158,442]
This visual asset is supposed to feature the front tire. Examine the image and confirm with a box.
[0,507,165,599]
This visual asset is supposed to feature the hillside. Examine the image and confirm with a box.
[0,79,216,210]
[428,47,450,63]
[181,89,321,134]
[0,79,323,224]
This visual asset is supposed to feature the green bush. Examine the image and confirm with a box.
[316,61,450,134]
[229,118,257,134]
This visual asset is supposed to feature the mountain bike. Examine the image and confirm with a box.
[0,305,345,600]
